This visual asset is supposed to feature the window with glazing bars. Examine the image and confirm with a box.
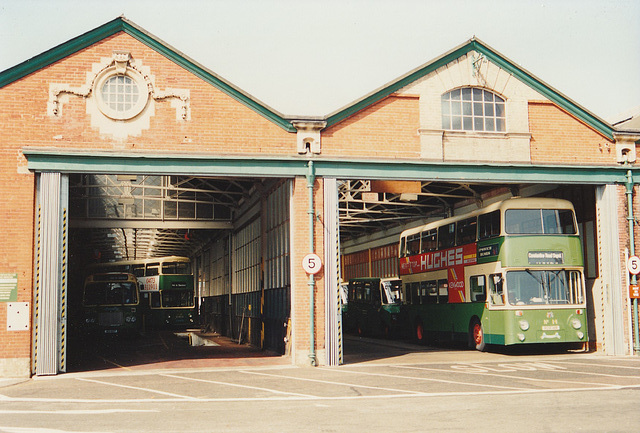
[441,87,506,132]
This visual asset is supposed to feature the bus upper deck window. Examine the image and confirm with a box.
[438,223,455,249]
[478,210,500,239]
[506,209,577,234]
[420,229,437,253]
[407,234,421,255]
[456,217,477,245]
[146,263,159,276]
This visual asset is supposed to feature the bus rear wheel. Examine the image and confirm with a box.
[469,318,486,352]
[415,321,425,344]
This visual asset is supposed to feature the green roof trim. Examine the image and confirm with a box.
[23,148,635,185]
[325,38,615,140]
[0,17,296,132]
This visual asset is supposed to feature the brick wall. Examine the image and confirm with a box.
[528,101,616,165]
[322,95,420,158]
[289,176,326,365]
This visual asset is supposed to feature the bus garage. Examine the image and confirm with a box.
[1,17,639,378]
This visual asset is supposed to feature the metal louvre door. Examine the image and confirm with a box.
[323,178,342,365]
[33,172,69,375]
[596,184,625,355]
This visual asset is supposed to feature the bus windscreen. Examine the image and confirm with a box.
[506,270,583,306]
[84,281,138,306]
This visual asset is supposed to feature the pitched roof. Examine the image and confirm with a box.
[324,37,616,139]
[0,19,621,139]
[0,16,296,132]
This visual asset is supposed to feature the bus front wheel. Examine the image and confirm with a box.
[469,318,486,352]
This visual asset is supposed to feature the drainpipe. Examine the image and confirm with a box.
[626,170,640,355]
[307,161,317,366]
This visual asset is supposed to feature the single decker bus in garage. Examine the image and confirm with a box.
[82,272,142,336]
[399,197,587,351]
[88,256,195,329]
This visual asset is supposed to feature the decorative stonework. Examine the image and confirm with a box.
[396,50,544,163]
[292,120,327,154]
[47,51,191,139]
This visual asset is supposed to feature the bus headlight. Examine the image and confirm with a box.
[571,319,582,329]
[517,333,526,342]
[519,320,530,331]
[577,331,584,340]
[130,316,136,323]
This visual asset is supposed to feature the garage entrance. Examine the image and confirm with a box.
[33,171,294,374]
[335,176,625,362]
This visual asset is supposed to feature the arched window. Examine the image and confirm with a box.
[441,88,505,132]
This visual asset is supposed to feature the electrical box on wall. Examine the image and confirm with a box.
[7,302,30,331]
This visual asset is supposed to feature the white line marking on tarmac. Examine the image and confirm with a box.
[160,374,317,398]
[550,360,640,370]
[239,370,425,395]
[392,364,639,388]
[321,367,533,391]
[74,377,200,400]
[0,409,157,414]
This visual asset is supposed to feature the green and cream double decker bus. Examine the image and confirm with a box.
[399,197,587,351]
[343,277,403,337]
[88,256,195,329]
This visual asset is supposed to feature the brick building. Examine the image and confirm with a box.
[1,17,639,377]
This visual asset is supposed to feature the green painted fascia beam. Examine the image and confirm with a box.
[23,149,634,185]
[324,38,614,140]
[0,17,296,132]
[23,149,307,177]
[313,158,631,185]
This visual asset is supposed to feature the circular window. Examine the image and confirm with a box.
[95,68,149,120]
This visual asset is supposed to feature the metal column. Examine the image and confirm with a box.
[33,172,69,375]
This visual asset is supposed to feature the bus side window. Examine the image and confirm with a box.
[364,282,372,302]
[407,234,421,255]
[132,264,145,277]
[404,283,412,304]
[489,273,504,305]
[150,292,161,308]
[371,282,381,306]
[424,280,436,304]
[400,237,406,257]
[438,280,449,304]
[470,275,486,302]
[421,229,437,253]
[478,210,501,240]
[411,282,420,305]
[438,223,455,249]
[456,217,477,245]
[146,263,160,276]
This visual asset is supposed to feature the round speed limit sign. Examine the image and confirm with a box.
[628,256,640,275]
[302,253,322,275]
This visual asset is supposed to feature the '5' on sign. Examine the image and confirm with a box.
[628,256,640,275]
[302,253,322,275]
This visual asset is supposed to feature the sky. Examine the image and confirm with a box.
[0,0,638,121]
